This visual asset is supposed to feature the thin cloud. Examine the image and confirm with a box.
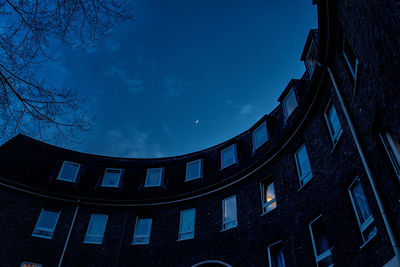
[239,104,254,115]
[162,75,189,98]
[105,66,144,94]
[103,129,165,158]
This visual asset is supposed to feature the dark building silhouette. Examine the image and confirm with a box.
[1,0,400,266]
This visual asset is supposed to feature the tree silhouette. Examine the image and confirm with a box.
[0,0,133,143]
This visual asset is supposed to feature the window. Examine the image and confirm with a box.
[348,177,377,244]
[267,241,285,267]
[305,41,318,78]
[220,144,237,169]
[324,101,343,145]
[132,217,152,245]
[282,88,298,120]
[32,208,60,239]
[342,36,358,81]
[101,168,123,187]
[260,182,277,214]
[309,216,333,267]
[57,161,80,182]
[145,168,164,187]
[294,144,313,187]
[21,263,42,267]
[178,208,195,240]
[222,195,237,230]
[380,131,400,181]
[84,214,108,244]
[186,159,203,181]
[253,121,269,151]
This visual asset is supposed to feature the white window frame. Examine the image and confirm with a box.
[348,177,376,244]
[342,37,358,81]
[253,121,269,151]
[305,41,318,78]
[144,167,164,187]
[21,262,42,267]
[267,240,285,267]
[379,131,400,182]
[260,181,277,215]
[324,100,343,146]
[56,161,80,183]
[220,144,238,170]
[222,195,237,231]
[132,217,152,245]
[178,208,196,241]
[83,214,108,244]
[294,144,313,187]
[101,168,123,188]
[282,88,298,120]
[32,208,60,239]
[185,159,203,181]
[309,215,333,267]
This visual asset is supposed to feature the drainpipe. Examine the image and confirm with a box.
[58,199,80,267]
[322,63,400,264]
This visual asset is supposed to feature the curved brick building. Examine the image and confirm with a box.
[1,1,400,266]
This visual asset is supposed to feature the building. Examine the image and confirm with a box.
[1,0,400,266]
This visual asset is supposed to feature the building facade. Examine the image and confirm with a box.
[1,0,400,266]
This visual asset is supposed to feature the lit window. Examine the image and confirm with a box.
[253,121,269,151]
[145,168,164,187]
[84,214,108,244]
[21,263,42,267]
[294,144,313,187]
[222,195,237,230]
[57,161,80,182]
[178,208,195,240]
[349,177,377,244]
[32,208,60,239]
[379,131,400,181]
[267,241,285,267]
[132,217,152,245]
[343,36,358,81]
[324,101,343,145]
[101,168,123,187]
[309,216,333,267]
[283,88,298,120]
[186,159,203,181]
[260,182,277,214]
[220,144,237,169]
[305,41,318,78]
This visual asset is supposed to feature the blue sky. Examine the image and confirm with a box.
[41,0,317,158]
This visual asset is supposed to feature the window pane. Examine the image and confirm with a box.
[266,183,275,203]
[312,219,330,256]
[181,209,195,233]
[284,89,298,118]
[186,160,201,181]
[351,182,372,224]
[146,168,162,186]
[135,218,152,236]
[254,122,268,150]
[102,169,121,186]
[296,145,312,182]
[85,214,107,243]
[221,145,237,169]
[384,132,400,175]
[269,243,285,267]
[58,162,79,181]
[327,104,341,139]
[224,196,237,222]
[37,210,58,229]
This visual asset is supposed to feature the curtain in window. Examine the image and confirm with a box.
[352,183,372,224]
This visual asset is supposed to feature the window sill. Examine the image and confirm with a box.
[330,131,343,154]
[177,237,194,242]
[83,241,103,245]
[220,225,237,232]
[297,177,313,192]
[32,234,53,239]
[132,242,149,245]
[360,231,377,250]
[261,207,277,216]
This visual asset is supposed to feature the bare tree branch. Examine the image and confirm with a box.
[0,0,134,143]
